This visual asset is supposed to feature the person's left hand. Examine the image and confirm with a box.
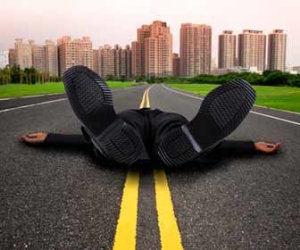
[254,142,281,153]
[21,132,48,145]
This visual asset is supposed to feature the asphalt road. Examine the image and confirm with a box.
[0,84,300,250]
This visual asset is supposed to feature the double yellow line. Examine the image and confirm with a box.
[113,86,184,250]
[139,85,152,109]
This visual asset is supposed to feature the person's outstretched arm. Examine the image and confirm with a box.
[210,140,281,156]
[21,132,93,148]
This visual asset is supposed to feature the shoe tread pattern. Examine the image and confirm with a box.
[98,120,148,165]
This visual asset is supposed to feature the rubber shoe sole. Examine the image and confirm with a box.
[158,79,256,167]
[63,66,148,165]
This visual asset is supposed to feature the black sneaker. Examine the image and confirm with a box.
[63,66,148,165]
[158,79,256,167]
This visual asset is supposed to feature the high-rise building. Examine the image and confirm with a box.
[238,30,266,72]
[14,39,34,69]
[11,39,58,75]
[114,45,121,78]
[125,45,132,79]
[99,44,115,78]
[32,44,47,73]
[132,21,172,77]
[218,30,236,69]
[180,23,212,77]
[93,49,100,74]
[0,51,9,69]
[117,45,132,79]
[131,41,143,77]
[8,49,16,67]
[268,29,287,71]
[97,44,132,79]
[172,53,180,77]
[45,40,58,76]
[57,36,93,76]
[32,40,58,75]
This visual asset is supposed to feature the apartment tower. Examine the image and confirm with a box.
[268,29,287,71]
[180,23,212,77]
[132,21,172,77]
[117,45,132,79]
[218,30,236,69]
[8,49,16,67]
[238,30,266,72]
[98,44,115,78]
[132,25,149,77]
[45,40,58,76]
[32,43,47,73]
[57,36,93,76]
[172,53,180,77]
[93,49,100,74]
[14,39,34,69]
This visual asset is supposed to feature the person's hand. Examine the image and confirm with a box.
[21,132,48,145]
[254,142,281,153]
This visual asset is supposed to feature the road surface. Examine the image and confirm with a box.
[0,84,299,250]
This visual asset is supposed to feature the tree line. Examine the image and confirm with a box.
[1,65,300,87]
[143,71,300,87]
[0,65,61,85]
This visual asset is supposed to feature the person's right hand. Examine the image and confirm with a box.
[21,132,48,145]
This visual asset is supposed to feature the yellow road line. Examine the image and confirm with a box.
[114,85,183,250]
[139,90,147,109]
[113,170,140,250]
[113,86,151,250]
[154,169,184,250]
[144,85,183,250]
[145,87,151,108]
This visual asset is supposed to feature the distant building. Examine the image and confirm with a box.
[238,30,266,72]
[132,21,173,77]
[268,29,287,71]
[8,49,16,67]
[57,36,93,76]
[180,23,212,77]
[131,41,143,77]
[44,40,58,76]
[117,45,132,79]
[12,39,58,75]
[14,39,34,69]
[172,53,180,77]
[0,51,9,68]
[32,44,47,73]
[218,30,236,69]
[99,44,115,78]
[93,49,100,74]
[292,66,300,74]
[211,68,231,76]
[98,44,132,79]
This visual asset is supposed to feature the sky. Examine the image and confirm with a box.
[1,0,299,67]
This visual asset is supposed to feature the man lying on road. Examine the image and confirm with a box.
[21,66,281,166]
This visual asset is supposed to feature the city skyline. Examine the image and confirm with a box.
[3,25,289,77]
[0,0,299,67]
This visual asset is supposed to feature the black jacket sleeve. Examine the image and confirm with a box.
[208,140,256,156]
[44,133,93,148]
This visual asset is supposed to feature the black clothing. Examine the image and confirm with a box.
[44,133,255,155]
[44,108,256,165]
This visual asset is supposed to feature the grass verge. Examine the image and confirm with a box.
[168,83,300,113]
[0,81,139,98]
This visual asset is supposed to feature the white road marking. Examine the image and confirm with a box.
[0,93,64,101]
[162,84,300,127]
[0,85,145,101]
[0,99,68,113]
[0,87,147,114]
